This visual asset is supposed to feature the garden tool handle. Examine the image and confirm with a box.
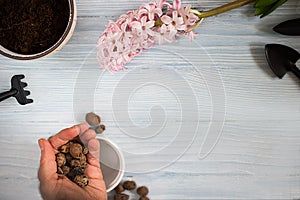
[290,65,300,79]
[0,89,18,102]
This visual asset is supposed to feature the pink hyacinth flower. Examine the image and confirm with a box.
[97,0,200,72]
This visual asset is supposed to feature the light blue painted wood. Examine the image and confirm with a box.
[0,0,300,199]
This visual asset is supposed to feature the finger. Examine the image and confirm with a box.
[85,139,103,186]
[87,138,100,164]
[77,122,89,133]
[86,162,103,180]
[85,158,106,192]
[87,173,106,194]
[49,123,89,149]
[38,138,57,182]
[79,129,96,147]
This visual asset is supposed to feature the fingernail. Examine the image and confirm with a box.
[38,139,44,150]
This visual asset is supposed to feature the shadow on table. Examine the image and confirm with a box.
[249,42,277,78]
[250,43,300,87]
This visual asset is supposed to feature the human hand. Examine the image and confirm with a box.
[38,123,107,200]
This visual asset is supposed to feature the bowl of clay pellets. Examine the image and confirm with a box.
[84,112,151,199]
[54,133,125,192]
[98,137,125,192]
[85,112,125,192]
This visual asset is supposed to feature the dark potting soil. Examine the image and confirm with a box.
[0,0,70,55]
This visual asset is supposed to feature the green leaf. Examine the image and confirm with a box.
[254,0,277,8]
[254,0,288,18]
[260,0,287,18]
[254,5,270,15]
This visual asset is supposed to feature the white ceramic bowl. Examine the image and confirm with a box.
[98,137,125,192]
[0,0,77,60]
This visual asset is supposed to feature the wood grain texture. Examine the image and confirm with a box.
[0,0,299,199]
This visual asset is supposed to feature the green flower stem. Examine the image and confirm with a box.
[155,0,257,33]
[191,0,256,18]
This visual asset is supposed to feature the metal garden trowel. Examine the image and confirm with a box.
[273,18,300,36]
[265,44,300,79]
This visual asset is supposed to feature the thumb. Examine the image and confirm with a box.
[38,138,58,182]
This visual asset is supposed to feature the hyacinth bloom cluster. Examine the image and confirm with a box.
[97,0,200,72]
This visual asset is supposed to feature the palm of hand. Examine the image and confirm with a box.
[38,123,107,200]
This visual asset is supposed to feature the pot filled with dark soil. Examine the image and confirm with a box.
[0,0,77,60]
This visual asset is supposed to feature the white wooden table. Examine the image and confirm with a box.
[1,0,300,199]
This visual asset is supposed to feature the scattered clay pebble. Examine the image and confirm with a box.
[59,143,70,153]
[85,112,101,126]
[114,193,129,200]
[83,147,89,155]
[57,167,64,174]
[80,160,87,169]
[114,183,125,194]
[70,159,81,168]
[116,180,150,199]
[139,197,150,200]
[62,165,70,175]
[95,124,106,134]
[85,112,107,134]
[79,153,87,162]
[123,180,136,190]
[137,186,149,196]
[66,153,73,163]
[55,140,89,187]
[68,166,84,180]
[73,175,89,187]
[69,142,83,159]
[56,153,66,167]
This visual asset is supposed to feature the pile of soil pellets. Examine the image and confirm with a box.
[55,111,106,187]
[56,140,89,187]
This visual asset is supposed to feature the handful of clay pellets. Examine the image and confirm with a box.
[55,112,106,188]
[56,140,89,187]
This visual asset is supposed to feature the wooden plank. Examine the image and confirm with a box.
[0,0,299,199]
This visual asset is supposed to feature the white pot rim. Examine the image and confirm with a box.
[97,137,125,193]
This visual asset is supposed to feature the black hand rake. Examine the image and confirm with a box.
[0,75,33,105]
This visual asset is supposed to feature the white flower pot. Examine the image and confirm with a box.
[0,0,77,60]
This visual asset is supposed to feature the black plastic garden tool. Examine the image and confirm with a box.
[265,44,300,79]
[273,18,300,36]
[0,75,33,105]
